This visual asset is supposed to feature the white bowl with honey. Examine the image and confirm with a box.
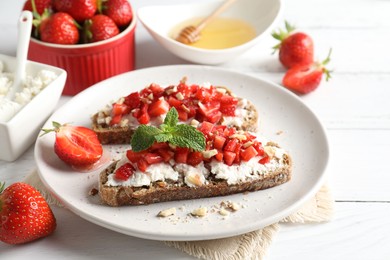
[137,0,282,64]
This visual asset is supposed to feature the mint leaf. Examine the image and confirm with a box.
[130,107,206,152]
[154,133,172,143]
[163,107,179,127]
[131,125,162,152]
[170,124,205,151]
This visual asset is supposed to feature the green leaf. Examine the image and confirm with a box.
[163,107,179,127]
[131,125,162,152]
[154,133,172,143]
[169,124,205,151]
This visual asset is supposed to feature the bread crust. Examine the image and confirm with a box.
[99,153,292,207]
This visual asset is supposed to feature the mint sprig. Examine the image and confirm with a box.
[131,107,206,152]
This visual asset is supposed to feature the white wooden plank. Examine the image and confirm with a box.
[327,129,390,202]
[270,202,390,260]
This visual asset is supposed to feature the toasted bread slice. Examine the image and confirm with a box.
[91,80,258,144]
[99,142,292,207]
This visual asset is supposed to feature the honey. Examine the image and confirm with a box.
[171,17,257,50]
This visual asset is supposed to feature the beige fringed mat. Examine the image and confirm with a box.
[24,170,334,260]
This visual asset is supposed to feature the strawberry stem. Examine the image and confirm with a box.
[0,182,5,194]
[271,20,296,53]
[320,48,333,81]
[0,182,5,211]
[40,121,63,136]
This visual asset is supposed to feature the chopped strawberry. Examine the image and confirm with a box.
[124,92,141,110]
[144,152,164,165]
[174,147,189,164]
[126,150,146,163]
[213,135,226,150]
[167,96,183,108]
[148,99,170,117]
[157,148,174,162]
[224,139,238,152]
[41,122,103,167]
[187,151,204,166]
[223,151,236,166]
[137,158,149,172]
[240,145,258,161]
[259,156,270,164]
[215,151,224,162]
[198,121,215,135]
[114,163,135,181]
[137,103,150,124]
[253,142,265,156]
[206,110,222,124]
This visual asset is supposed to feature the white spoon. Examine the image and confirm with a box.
[0,11,32,122]
[6,10,33,100]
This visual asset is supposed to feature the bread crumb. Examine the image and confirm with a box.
[157,207,176,217]
[276,130,284,135]
[191,207,208,217]
[228,202,240,211]
[89,188,98,196]
[219,208,230,216]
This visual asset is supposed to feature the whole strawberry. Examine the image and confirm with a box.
[0,182,56,245]
[41,121,103,167]
[39,12,80,44]
[84,14,119,43]
[272,21,314,69]
[53,0,97,22]
[282,49,332,94]
[101,0,133,27]
[23,0,52,15]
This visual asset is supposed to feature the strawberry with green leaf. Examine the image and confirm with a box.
[53,0,97,22]
[100,0,133,27]
[0,182,56,245]
[39,12,80,44]
[22,0,52,15]
[272,21,314,69]
[83,14,119,43]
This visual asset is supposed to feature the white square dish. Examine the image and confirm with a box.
[0,53,66,161]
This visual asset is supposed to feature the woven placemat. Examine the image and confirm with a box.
[24,170,334,260]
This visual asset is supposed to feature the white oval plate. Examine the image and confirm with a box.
[35,65,329,241]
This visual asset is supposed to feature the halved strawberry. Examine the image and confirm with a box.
[41,122,103,168]
[282,49,332,94]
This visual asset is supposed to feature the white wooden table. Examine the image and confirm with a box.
[1,0,390,259]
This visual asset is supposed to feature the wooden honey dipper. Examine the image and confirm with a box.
[175,0,238,45]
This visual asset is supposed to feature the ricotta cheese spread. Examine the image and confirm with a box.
[104,145,288,188]
[0,61,58,122]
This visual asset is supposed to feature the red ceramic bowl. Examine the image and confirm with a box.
[28,15,136,96]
